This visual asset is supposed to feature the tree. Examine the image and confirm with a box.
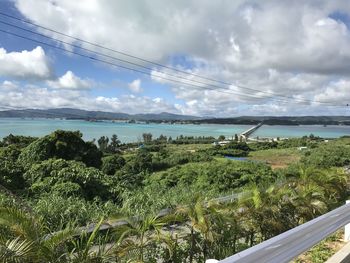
[23,159,112,200]
[101,155,126,175]
[142,133,153,144]
[218,135,225,141]
[97,136,109,152]
[0,146,25,190]
[18,130,102,169]
[234,134,239,142]
[176,196,222,262]
[129,150,153,174]
[113,214,172,262]
[108,134,121,153]
[0,206,75,263]
[237,183,293,242]
[2,134,37,148]
[69,218,115,263]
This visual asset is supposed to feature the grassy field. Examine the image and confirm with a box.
[165,143,212,153]
[249,147,302,169]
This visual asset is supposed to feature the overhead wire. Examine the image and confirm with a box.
[0,12,346,107]
[0,11,340,105]
[0,28,302,104]
[0,19,296,104]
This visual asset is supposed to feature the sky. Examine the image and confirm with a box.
[0,0,350,117]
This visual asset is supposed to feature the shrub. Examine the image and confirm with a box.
[101,154,126,175]
[18,130,102,169]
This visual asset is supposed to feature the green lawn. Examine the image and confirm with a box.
[249,147,301,169]
[165,143,212,153]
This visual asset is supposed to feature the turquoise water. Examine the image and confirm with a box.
[0,118,349,142]
[0,118,250,142]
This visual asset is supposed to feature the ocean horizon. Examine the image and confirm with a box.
[1,118,349,142]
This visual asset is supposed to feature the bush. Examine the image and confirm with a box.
[2,134,37,148]
[101,154,126,175]
[18,130,102,169]
[147,160,274,192]
[205,142,250,157]
[301,144,350,168]
[0,146,25,190]
[31,193,118,230]
[24,159,112,200]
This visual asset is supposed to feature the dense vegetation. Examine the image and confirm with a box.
[0,131,349,262]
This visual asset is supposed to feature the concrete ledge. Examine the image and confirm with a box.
[326,242,350,263]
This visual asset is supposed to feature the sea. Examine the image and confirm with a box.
[0,118,349,143]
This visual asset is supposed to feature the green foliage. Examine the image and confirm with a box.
[18,130,102,169]
[1,134,38,148]
[101,154,126,175]
[0,146,25,190]
[147,160,274,192]
[109,134,121,153]
[124,150,153,174]
[142,132,153,143]
[31,193,117,229]
[152,150,213,171]
[277,136,320,149]
[97,134,121,153]
[97,136,109,152]
[249,141,278,151]
[24,159,112,200]
[171,135,216,145]
[301,144,350,168]
[1,130,349,262]
[206,142,250,157]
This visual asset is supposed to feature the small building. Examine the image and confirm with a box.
[298,146,308,151]
[218,140,231,146]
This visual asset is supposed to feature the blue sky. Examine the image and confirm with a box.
[0,1,180,103]
[0,0,350,116]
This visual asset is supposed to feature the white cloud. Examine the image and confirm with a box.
[13,1,350,74]
[48,71,93,89]
[0,46,52,80]
[10,0,350,115]
[0,81,18,91]
[128,79,142,93]
[0,83,177,114]
[314,79,350,104]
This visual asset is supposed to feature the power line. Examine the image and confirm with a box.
[0,19,304,104]
[0,29,342,108]
[0,12,344,107]
[0,28,309,104]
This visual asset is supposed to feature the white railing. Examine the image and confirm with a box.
[207,202,350,263]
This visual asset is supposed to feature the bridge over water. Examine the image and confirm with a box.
[240,122,263,140]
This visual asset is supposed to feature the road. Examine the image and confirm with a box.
[219,202,350,263]
[66,192,241,236]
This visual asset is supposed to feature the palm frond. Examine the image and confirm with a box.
[0,237,36,263]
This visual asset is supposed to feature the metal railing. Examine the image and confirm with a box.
[206,202,350,263]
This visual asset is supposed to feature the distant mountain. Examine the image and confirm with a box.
[0,108,199,121]
[1,108,350,125]
[198,116,350,125]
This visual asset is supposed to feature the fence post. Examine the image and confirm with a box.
[345,200,350,242]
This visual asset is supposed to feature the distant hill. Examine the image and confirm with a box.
[198,116,350,125]
[0,108,199,121]
[1,108,350,125]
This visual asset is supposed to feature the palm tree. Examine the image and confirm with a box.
[237,183,295,243]
[69,219,115,263]
[175,196,223,262]
[0,206,74,263]
[112,214,173,262]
